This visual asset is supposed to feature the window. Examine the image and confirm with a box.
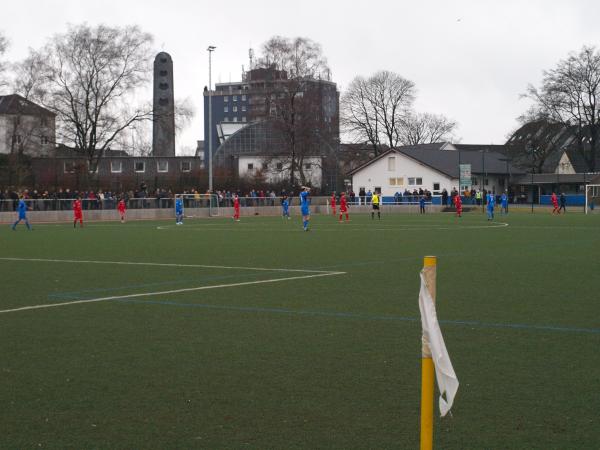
[242,116,247,122]
[41,136,49,145]
[224,96,229,102]
[241,105,247,111]
[262,162,268,171]
[416,178,423,185]
[11,135,22,145]
[433,182,440,191]
[64,162,76,174]
[233,106,238,112]
[276,162,283,170]
[388,156,396,171]
[247,163,254,171]
[224,106,228,113]
[408,177,415,186]
[397,177,404,186]
[87,161,97,174]
[242,94,247,101]
[233,95,238,102]
[41,117,48,127]
[304,163,311,170]
[157,160,169,173]
[134,161,145,173]
[181,161,191,172]
[223,117,229,122]
[389,178,397,186]
[233,117,238,122]
[110,161,122,173]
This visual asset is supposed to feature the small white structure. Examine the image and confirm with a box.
[349,143,512,196]
[238,155,323,187]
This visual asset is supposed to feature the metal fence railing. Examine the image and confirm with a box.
[0,195,459,213]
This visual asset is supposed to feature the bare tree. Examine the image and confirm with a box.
[11,50,47,100]
[398,112,457,145]
[341,70,415,153]
[524,46,600,171]
[340,76,382,156]
[115,97,195,156]
[14,24,154,170]
[0,31,9,90]
[253,36,334,187]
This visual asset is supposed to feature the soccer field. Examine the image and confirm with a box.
[1,211,599,449]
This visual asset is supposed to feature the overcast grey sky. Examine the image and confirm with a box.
[2,0,599,154]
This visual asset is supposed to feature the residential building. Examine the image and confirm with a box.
[0,94,56,156]
[203,65,339,188]
[349,143,520,197]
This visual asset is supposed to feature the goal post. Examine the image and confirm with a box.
[585,184,600,215]
[174,193,220,218]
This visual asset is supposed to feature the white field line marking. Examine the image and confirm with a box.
[0,257,335,274]
[0,271,345,315]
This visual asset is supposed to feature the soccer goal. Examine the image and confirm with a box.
[175,193,220,218]
[585,184,600,214]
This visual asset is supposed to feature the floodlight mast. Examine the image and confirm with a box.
[207,45,216,193]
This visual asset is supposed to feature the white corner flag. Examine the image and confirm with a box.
[419,271,459,417]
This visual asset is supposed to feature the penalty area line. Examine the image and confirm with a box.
[0,257,335,274]
[0,271,345,315]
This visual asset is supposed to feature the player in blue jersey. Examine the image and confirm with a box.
[175,196,184,225]
[500,191,508,215]
[12,197,32,230]
[486,192,495,220]
[300,187,311,231]
[281,194,290,220]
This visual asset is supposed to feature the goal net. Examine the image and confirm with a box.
[175,193,220,219]
[585,184,600,214]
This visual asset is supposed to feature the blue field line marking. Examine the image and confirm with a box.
[47,273,274,301]
[117,299,600,335]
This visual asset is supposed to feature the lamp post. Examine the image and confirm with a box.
[480,150,486,212]
[207,45,216,193]
[531,166,535,213]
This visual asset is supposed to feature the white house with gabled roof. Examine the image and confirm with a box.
[348,143,519,197]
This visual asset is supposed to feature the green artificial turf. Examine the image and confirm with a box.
[1,210,599,449]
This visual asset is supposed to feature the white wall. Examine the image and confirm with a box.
[352,152,457,196]
[0,114,55,156]
[238,156,323,187]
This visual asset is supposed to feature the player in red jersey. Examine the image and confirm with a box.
[339,191,350,222]
[118,199,126,223]
[73,197,84,228]
[233,194,240,221]
[551,192,559,214]
[330,192,337,216]
[454,194,462,218]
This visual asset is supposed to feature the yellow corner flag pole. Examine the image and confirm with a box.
[420,256,437,450]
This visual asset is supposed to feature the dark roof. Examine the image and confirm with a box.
[512,173,594,185]
[564,149,600,173]
[398,147,518,177]
[54,145,130,158]
[348,144,522,177]
[0,94,55,116]
[506,120,600,172]
[453,144,507,154]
